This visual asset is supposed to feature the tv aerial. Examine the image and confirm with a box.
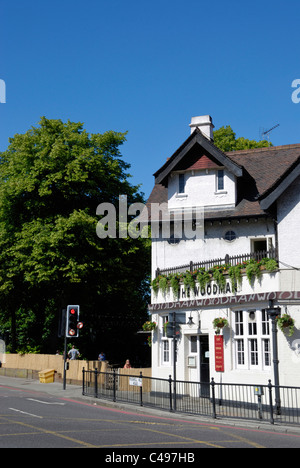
[260,124,280,146]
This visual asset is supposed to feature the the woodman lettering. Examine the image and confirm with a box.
[180,281,234,299]
[149,291,300,311]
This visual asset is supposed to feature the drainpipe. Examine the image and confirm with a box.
[267,300,281,415]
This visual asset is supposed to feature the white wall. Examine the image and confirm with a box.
[150,165,300,388]
[168,169,236,211]
[277,175,300,269]
[152,218,275,275]
[151,299,300,388]
[150,269,300,387]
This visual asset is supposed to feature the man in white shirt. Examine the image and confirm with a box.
[68,345,80,360]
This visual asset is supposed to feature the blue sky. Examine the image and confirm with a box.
[1,0,300,198]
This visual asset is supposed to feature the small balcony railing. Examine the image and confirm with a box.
[155,248,278,278]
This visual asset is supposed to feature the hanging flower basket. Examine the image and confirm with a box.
[213,317,229,334]
[142,321,157,332]
[276,314,295,337]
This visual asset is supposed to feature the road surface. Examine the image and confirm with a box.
[1,378,300,450]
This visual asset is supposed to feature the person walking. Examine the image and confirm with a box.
[68,345,80,360]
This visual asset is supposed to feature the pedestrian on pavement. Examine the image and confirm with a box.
[123,359,132,369]
[68,345,80,360]
[98,351,106,361]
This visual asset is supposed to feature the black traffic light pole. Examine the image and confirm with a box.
[172,314,177,412]
[63,305,81,390]
[58,308,68,391]
[63,332,68,390]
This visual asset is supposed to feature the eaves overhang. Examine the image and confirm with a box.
[259,159,300,210]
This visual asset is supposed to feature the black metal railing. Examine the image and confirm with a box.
[156,248,278,277]
[82,368,300,426]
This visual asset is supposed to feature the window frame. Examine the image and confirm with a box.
[233,309,271,371]
[224,230,237,242]
[178,173,185,194]
[190,335,198,354]
[161,315,171,366]
[216,169,225,192]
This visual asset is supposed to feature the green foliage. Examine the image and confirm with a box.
[212,265,226,290]
[259,258,278,271]
[213,317,229,334]
[228,264,243,289]
[245,260,262,285]
[0,117,150,360]
[142,321,157,331]
[158,276,168,295]
[152,258,278,296]
[213,125,271,152]
[196,269,211,289]
[170,275,180,299]
[276,314,295,337]
[151,277,160,295]
[183,271,196,291]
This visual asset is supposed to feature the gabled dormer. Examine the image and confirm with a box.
[153,116,243,212]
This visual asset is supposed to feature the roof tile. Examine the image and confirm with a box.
[147,143,300,221]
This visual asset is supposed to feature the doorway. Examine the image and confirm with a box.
[251,238,267,253]
[199,335,210,396]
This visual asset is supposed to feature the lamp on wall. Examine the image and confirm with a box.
[249,311,256,322]
[187,314,194,326]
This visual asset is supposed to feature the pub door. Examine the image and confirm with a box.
[199,335,210,397]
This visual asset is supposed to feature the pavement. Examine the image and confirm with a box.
[1,374,300,435]
[0,374,85,401]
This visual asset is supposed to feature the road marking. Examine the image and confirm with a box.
[9,408,43,419]
[103,420,225,448]
[7,418,96,447]
[217,428,265,449]
[27,398,65,405]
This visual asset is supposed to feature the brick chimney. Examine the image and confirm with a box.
[189,115,214,140]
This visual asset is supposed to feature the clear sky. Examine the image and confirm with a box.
[1,0,300,198]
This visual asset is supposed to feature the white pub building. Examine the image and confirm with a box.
[147,115,300,389]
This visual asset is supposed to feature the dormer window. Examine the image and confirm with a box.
[178,173,185,193]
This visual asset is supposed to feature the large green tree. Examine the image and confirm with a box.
[0,117,150,362]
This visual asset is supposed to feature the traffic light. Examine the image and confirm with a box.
[66,305,80,338]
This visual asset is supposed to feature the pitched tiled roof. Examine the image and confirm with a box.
[154,128,242,185]
[146,143,300,221]
[227,144,300,197]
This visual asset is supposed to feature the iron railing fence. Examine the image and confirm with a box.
[82,368,300,426]
[156,247,278,277]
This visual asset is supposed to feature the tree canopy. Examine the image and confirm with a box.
[213,125,271,152]
[0,117,150,363]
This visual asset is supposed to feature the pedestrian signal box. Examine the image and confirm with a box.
[254,386,264,396]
